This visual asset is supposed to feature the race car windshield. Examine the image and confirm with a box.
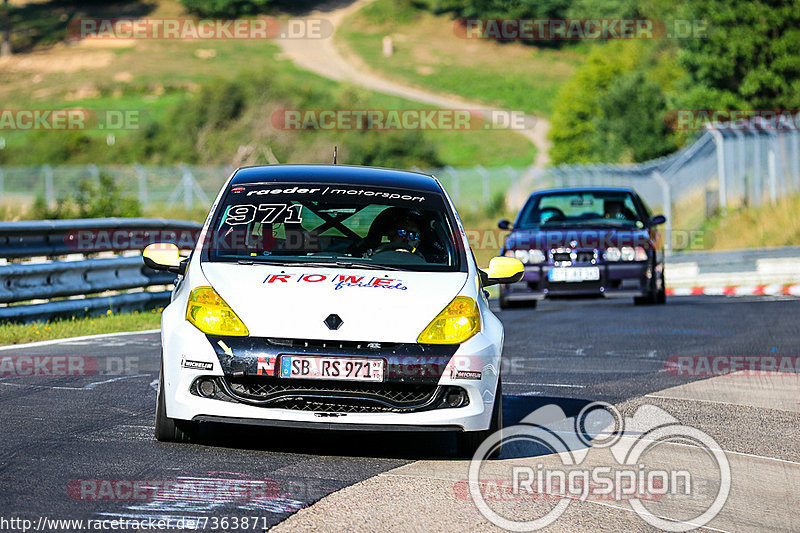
[516,191,645,229]
[204,182,463,272]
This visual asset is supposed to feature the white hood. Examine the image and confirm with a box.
[200,263,469,343]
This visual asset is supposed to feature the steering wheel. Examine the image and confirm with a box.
[539,207,566,223]
[374,242,415,254]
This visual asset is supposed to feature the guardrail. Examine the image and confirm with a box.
[667,246,800,294]
[0,218,202,323]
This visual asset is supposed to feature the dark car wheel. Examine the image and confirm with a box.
[456,381,503,458]
[656,270,667,304]
[634,264,666,306]
[155,361,197,443]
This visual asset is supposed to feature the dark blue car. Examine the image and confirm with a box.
[497,187,667,309]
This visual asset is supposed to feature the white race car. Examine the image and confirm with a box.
[143,164,523,455]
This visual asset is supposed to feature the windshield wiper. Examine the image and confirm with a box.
[334,260,402,271]
[234,258,403,271]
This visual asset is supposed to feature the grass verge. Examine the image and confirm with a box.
[337,0,583,117]
[702,194,800,250]
[0,309,162,346]
[0,0,534,168]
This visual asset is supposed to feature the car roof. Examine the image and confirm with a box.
[230,164,443,194]
[529,186,637,196]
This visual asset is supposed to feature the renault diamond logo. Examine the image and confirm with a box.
[324,314,343,330]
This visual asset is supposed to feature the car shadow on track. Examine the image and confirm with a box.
[166,395,595,461]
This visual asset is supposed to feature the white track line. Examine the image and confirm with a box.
[0,374,151,391]
[646,393,800,412]
[0,329,160,351]
[505,382,585,388]
[537,427,800,467]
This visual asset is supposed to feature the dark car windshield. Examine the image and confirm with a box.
[203,181,463,272]
[516,191,645,229]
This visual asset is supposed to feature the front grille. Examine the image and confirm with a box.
[265,337,399,351]
[550,249,597,264]
[204,376,468,413]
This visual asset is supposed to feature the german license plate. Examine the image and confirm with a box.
[279,355,384,382]
[548,266,600,282]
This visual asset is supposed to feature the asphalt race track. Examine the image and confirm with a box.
[1,294,798,531]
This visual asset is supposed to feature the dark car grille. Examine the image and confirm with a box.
[199,376,468,413]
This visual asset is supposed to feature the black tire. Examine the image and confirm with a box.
[634,263,661,306]
[155,363,197,443]
[633,292,657,305]
[656,270,667,305]
[456,381,503,458]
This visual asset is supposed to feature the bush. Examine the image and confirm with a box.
[179,0,272,17]
[31,173,141,219]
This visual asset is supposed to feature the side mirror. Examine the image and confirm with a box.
[650,214,666,226]
[479,256,524,287]
[143,243,187,275]
[497,219,512,230]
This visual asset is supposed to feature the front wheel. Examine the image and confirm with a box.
[456,381,503,458]
[155,362,197,443]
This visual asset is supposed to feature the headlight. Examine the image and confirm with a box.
[513,250,530,263]
[605,247,621,261]
[528,249,546,264]
[634,246,648,261]
[417,296,480,344]
[185,286,249,336]
[620,247,635,261]
[504,249,544,264]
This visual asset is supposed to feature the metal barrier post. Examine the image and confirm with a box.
[43,165,54,206]
[652,171,671,254]
[135,165,148,207]
[709,129,727,212]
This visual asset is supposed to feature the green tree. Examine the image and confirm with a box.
[547,41,639,164]
[676,0,800,109]
[179,0,272,17]
[345,130,443,169]
[590,70,679,163]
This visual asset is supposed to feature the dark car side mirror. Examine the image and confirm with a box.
[650,215,666,226]
[498,219,512,230]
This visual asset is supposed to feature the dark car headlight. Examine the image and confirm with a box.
[505,249,545,264]
[604,246,648,261]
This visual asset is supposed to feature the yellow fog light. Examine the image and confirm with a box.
[185,286,249,336]
[417,296,480,344]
